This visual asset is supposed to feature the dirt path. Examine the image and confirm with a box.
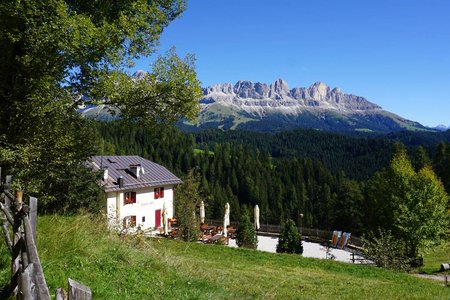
[413,273,449,285]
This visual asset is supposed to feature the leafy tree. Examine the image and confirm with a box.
[362,229,411,271]
[366,147,449,261]
[276,219,303,254]
[0,1,201,211]
[174,169,202,242]
[236,208,257,249]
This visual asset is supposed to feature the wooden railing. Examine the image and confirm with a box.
[204,218,364,248]
[0,171,91,299]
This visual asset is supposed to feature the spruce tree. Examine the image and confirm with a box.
[236,208,257,249]
[175,169,202,242]
[277,219,303,254]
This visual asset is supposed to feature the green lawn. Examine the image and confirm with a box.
[0,215,448,299]
[418,241,450,274]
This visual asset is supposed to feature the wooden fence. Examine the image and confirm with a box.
[0,170,91,299]
[204,218,364,248]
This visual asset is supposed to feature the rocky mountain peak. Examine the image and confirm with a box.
[269,78,290,99]
[308,81,330,101]
[201,79,382,112]
[132,70,147,80]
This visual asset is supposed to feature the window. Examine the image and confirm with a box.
[123,215,136,228]
[124,191,136,205]
[142,216,145,223]
[154,187,164,199]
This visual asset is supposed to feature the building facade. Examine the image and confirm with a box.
[91,155,182,231]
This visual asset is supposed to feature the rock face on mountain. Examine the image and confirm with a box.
[79,74,429,133]
[201,79,381,114]
[188,79,428,133]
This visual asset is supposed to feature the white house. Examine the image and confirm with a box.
[91,155,182,231]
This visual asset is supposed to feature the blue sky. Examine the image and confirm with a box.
[134,0,450,127]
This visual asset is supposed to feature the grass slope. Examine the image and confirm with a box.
[0,215,448,299]
[419,242,450,274]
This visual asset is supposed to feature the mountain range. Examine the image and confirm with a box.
[80,73,438,133]
[182,79,431,133]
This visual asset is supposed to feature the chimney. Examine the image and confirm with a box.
[103,168,109,181]
[129,164,141,179]
[118,176,124,188]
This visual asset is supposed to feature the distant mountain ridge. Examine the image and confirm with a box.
[185,79,430,133]
[79,73,434,133]
[202,79,380,113]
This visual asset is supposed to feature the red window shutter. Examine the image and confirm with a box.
[124,192,129,205]
[154,188,159,199]
[131,192,137,203]
[131,216,136,227]
[160,187,164,198]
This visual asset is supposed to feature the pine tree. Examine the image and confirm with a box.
[175,169,202,242]
[236,208,257,249]
[276,219,303,254]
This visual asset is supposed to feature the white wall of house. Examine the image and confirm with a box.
[106,185,174,231]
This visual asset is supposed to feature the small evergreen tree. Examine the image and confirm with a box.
[236,208,257,249]
[277,219,303,254]
[175,169,202,242]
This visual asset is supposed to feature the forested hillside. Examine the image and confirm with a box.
[95,122,450,236]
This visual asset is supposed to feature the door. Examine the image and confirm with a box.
[155,209,161,228]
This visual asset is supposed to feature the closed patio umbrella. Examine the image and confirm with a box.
[254,205,260,230]
[223,202,230,236]
[163,202,168,235]
[200,201,205,224]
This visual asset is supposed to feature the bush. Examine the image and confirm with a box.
[175,169,202,242]
[236,209,257,249]
[362,229,412,271]
[277,219,303,254]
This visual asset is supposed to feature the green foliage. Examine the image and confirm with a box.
[0,116,103,213]
[433,142,450,193]
[92,48,201,126]
[363,230,412,271]
[366,147,449,260]
[418,240,450,274]
[97,122,450,238]
[276,219,303,254]
[236,208,257,249]
[0,1,200,212]
[174,169,202,242]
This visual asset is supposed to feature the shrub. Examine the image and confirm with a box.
[362,229,412,271]
[236,209,257,249]
[277,219,303,254]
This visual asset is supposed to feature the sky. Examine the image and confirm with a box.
[133,0,450,127]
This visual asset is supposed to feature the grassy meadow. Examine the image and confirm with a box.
[0,214,448,299]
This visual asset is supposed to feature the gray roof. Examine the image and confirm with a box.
[91,156,182,192]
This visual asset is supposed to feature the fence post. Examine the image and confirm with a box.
[29,197,38,243]
[18,263,36,300]
[68,278,92,300]
[5,175,11,208]
[5,175,11,190]
[23,215,51,299]
[11,208,22,294]
[55,288,67,300]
